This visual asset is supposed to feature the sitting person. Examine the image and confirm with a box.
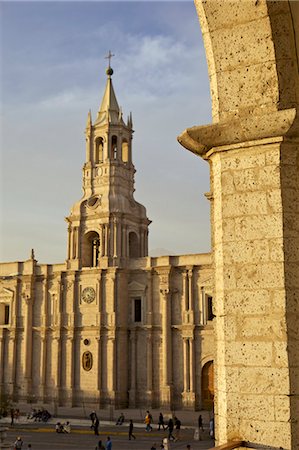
[63,421,71,433]
[55,422,63,433]
[115,412,124,425]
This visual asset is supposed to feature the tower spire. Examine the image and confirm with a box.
[95,51,124,126]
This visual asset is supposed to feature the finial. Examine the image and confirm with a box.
[31,248,35,260]
[105,50,115,77]
[86,109,92,128]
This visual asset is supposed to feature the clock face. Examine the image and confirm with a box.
[81,287,96,304]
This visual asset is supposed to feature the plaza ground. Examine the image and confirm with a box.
[1,407,215,450]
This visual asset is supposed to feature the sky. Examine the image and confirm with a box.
[0,1,212,264]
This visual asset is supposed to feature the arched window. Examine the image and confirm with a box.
[129,232,139,258]
[95,137,103,163]
[82,231,100,267]
[122,140,129,163]
[111,135,118,160]
[201,361,214,410]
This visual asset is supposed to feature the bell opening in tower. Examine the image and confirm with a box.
[82,231,100,267]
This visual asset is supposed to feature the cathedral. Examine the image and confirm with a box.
[0,62,214,411]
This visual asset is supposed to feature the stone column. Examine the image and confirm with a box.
[122,225,126,257]
[188,268,194,310]
[101,225,105,257]
[113,218,117,258]
[178,1,299,445]
[189,337,195,394]
[179,110,299,446]
[182,338,189,393]
[146,333,153,399]
[182,271,188,311]
[0,329,4,388]
[96,337,102,401]
[40,334,47,400]
[23,289,33,397]
[129,330,136,406]
[160,288,172,406]
[201,287,206,325]
[105,224,109,257]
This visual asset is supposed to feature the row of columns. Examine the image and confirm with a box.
[68,221,148,262]
[85,135,133,166]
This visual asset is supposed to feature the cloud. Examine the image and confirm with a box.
[1,2,211,263]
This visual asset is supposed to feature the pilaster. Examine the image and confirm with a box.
[178,109,299,447]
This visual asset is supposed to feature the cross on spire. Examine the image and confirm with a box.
[105,50,115,68]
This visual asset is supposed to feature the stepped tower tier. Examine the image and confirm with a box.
[66,64,151,269]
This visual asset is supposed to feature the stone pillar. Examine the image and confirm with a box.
[122,225,126,257]
[6,332,16,397]
[40,334,47,400]
[182,271,188,310]
[96,336,102,403]
[178,1,299,446]
[113,218,117,258]
[146,333,153,402]
[188,268,194,310]
[105,224,109,257]
[182,338,189,393]
[201,287,206,325]
[0,329,4,389]
[101,225,105,257]
[160,288,172,406]
[179,110,299,446]
[189,338,195,394]
[23,289,33,396]
[129,330,136,406]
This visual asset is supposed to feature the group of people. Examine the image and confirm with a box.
[145,411,182,442]
[55,421,71,433]
[27,408,51,423]
[95,436,112,450]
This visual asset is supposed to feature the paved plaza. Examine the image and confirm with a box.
[1,409,215,450]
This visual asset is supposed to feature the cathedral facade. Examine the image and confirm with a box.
[0,65,214,411]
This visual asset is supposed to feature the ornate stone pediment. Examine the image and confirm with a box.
[128,281,146,294]
[0,287,14,303]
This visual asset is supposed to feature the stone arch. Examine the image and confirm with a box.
[194,0,299,123]
[201,360,214,411]
[111,135,118,160]
[94,137,104,163]
[81,231,100,267]
[121,139,129,163]
[179,2,299,447]
[128,231,139,258]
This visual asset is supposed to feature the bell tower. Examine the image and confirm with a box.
[66,57,151,269]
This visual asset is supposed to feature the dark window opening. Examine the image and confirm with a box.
[112,136,118,159]
[134,298,142,322]
[4,305,9,325]
[207,296,214,321]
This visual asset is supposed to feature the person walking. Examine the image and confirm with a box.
[105,436,112,450]
[89,411,97,429]
[14,436,23,449]
[145,410,153,432]
[198,414,204,431]
[174,416,181,441]
[167,417,175,441]
[94,417,100,435]
[158,413,165,430]
[128,419,136,440]
[95,440,105,450]
[10,408,15,426]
